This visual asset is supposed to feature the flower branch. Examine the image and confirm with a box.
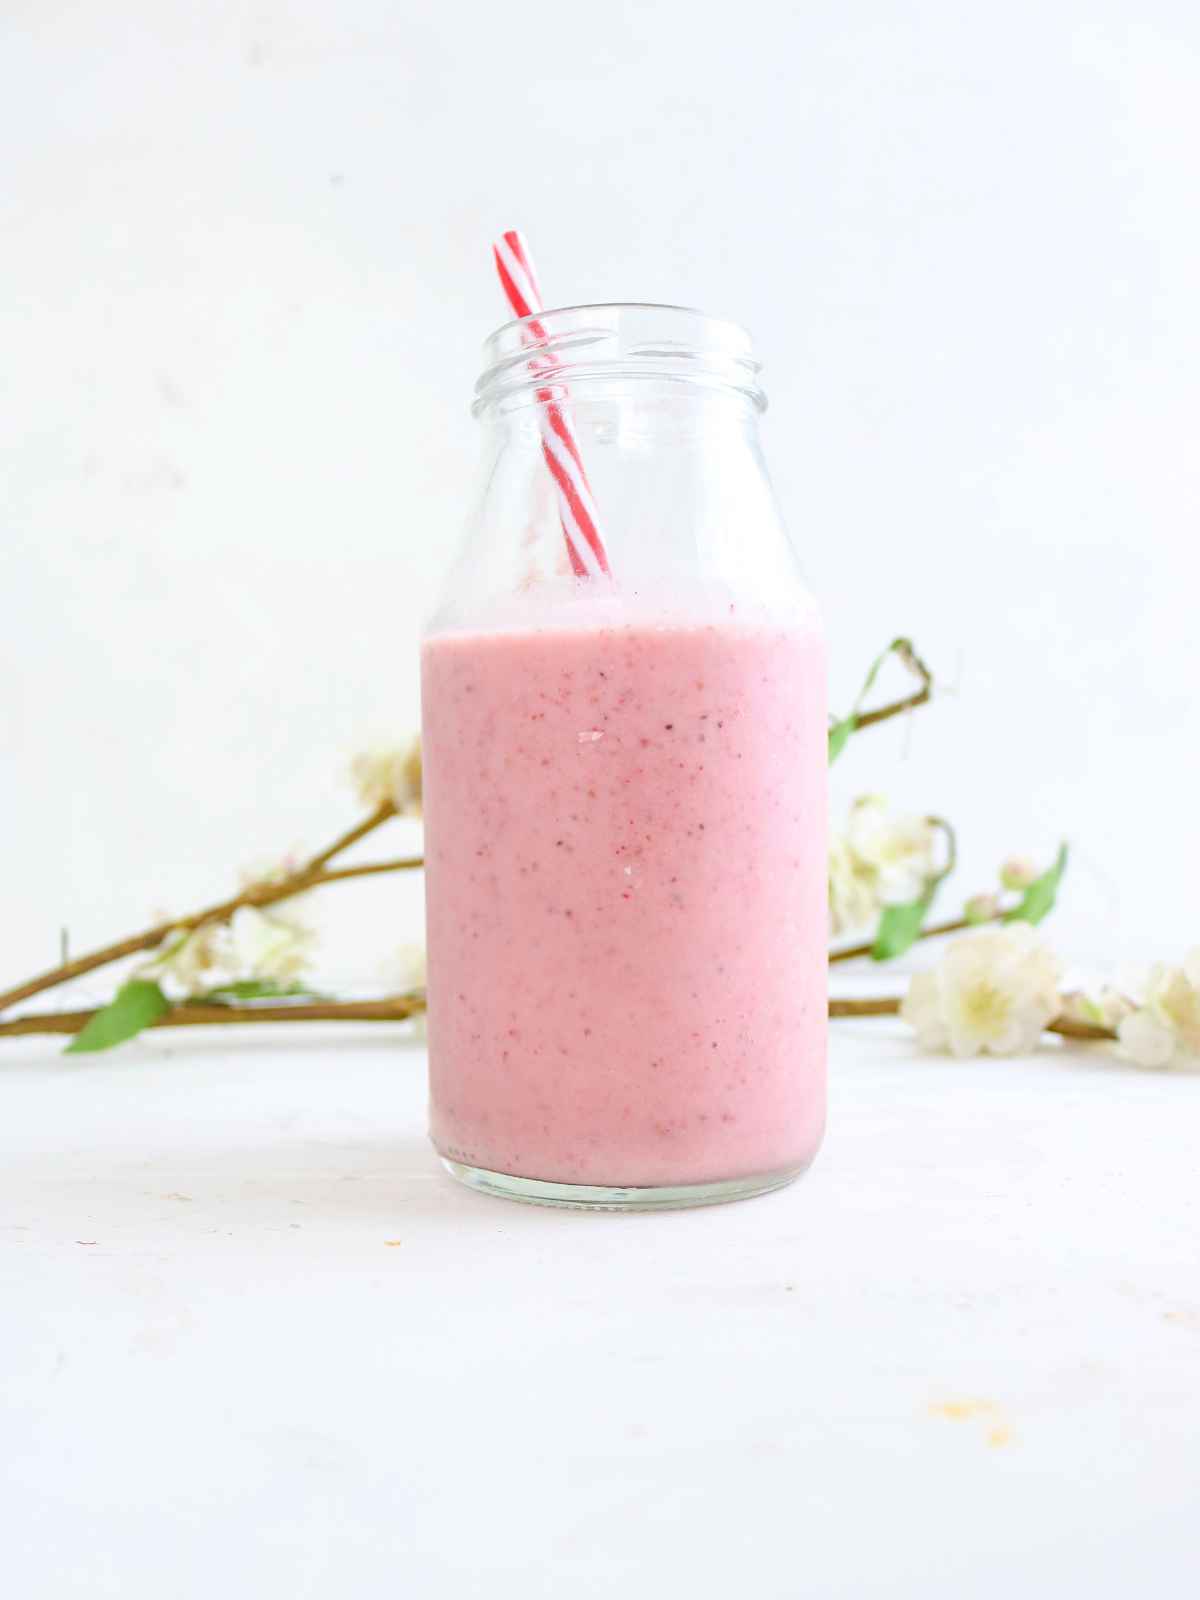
[2,630,1184,1073]
[829,910,999,964]
[2,646,1120,1067]
[0,994,426,1038]
[0,808,411,1017]
[1,643,935,1048]
[0,990,1118,1046]
[827,995,1116,1042]
[0,728,433,1022]
[828,637,932,762]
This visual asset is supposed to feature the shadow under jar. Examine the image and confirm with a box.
[420,304,827,1209]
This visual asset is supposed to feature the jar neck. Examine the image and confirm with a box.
[434,308,803,634]
[472,302,767,420]
[477,385,763,453]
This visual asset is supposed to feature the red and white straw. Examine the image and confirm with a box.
[492,229,611,578]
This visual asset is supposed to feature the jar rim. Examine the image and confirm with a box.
[472,301,766,417]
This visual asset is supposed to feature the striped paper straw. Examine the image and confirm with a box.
[492,230,611,578]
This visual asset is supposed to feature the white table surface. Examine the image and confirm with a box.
[3,1022,1197,1597]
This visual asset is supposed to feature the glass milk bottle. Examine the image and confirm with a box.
[420,304,826,1209]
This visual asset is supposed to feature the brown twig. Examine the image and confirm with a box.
[829,911,997,964]
[851,639,933,731]
[0,995,425,1038]
[1043,1016,1117,1041]
[827,997,899,1018]
[0,801,408,1016]
[308,857,424,886]
[306,800,396,870]
[2,991,1115,1044]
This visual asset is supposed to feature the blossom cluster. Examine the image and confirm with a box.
[351,736,423,816]
[899,926,1200,1070]
[1110,954,1200,1069]
[143,883,314,998]
[829,796,938,937]
[143,907,315,998]
[901,925,1061,1058]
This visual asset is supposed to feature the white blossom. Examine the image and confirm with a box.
[1117,1009,1178,1069]
[142,902,314,996]
[392,941,427,993]
[145,923,225,998]
[828,796,938,938]
[225,906,314,984]
[828,835,880,938]
[1115,950,1200,1069]
[845,795,938,907]
[901,925,1062,1058]
[351,737,422,815]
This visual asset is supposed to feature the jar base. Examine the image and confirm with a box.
[439,1157,808,1212]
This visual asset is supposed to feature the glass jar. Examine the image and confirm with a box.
[421,304,826,1209]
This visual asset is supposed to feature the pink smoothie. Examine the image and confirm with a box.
[421,608,827,1187]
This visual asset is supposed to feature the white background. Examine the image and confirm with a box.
[4,0,1200,983]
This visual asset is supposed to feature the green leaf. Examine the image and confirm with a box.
[871,895,934,962]
[1005,843,1069,926]
[65,979,170,1054]
[827,715,858,764]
